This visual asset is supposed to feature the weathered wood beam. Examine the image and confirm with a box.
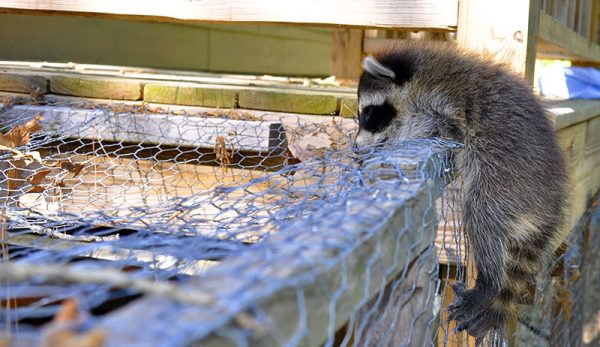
[1,105,284,152]
[331,29,364,83]
[0,0,459,29]
[457,0,541,83]
[537,10,600,63]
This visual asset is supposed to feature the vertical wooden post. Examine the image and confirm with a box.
[592,0,600,44]
[457,0,541,83]
[331,29,364,84]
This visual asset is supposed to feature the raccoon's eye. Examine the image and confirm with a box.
[358,101,397,133]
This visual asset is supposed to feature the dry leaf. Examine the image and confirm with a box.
[27,169,52,186]
[0,114,43,148]
[27,185,46,194]
[288,132,332,162]
[214,136,234,172]
[58,162,84,177]
[6,159,25,194]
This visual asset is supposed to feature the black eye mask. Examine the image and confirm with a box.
[358,101,397,133]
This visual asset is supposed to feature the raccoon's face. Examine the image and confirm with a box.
[355,55,440,148]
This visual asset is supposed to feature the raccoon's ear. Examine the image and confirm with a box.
[363,56,396,80]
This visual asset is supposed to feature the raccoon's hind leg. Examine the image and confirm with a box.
[448,213,545,341]
[448,245,537,341]
[446,192,515,340]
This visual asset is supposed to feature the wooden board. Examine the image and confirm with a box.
[5,233,219,276]
[331,29,364,82]
[2,105,284,152]
[0,73,47,94]
[457,0,541,82]
[50,75,142,100]
[0,0,459,29]
[547,99,600,129]
[537,10,600,62]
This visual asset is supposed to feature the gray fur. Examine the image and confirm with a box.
[354,41,569,341]
[363,55,396,80]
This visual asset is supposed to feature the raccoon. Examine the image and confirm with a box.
[354,41,568,342]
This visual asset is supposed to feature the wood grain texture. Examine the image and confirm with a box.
[50,75,142,100]
[331,29,364,82]
[0,0,459,29]
[592,0,600,43]
[457,0,541,82]
[0,14,333,76]
[2,105,284,151]
[537,10,600,62]
[238,88,338,115]
[0,73,47,94]
[144,83,238,108]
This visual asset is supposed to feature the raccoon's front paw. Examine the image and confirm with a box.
[447,281,504,342]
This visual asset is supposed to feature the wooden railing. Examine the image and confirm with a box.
[1,1,598,80]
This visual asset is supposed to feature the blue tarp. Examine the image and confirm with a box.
[539,66,600,99]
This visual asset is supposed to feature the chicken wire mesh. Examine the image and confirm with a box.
[0,99,591,347]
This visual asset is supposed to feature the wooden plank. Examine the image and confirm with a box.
[331,29,364,82]
[457,0,541,82]
[0,73,47,94]
[577,0,593,38]
[546,99,600,129]
[4,233,219,276]
[537,10,600,62]
[556,116,600,230]
[205,27,332,76]
[144,83,238,108]
[592,0,600,43]
[1,105,284,152]
[0,14,333,76]
[567,0,577,30]
[0,0,459,29]
[238,89,338,115]
[555,0,570,26]
[50,75,142,100]
[353,248,437,347]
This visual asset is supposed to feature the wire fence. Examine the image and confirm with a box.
[0,98,597,346]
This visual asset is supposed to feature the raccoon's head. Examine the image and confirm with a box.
[355,50,448,148]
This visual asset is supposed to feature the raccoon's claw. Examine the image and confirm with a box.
[447,281,503,340]
[451,306,506,342]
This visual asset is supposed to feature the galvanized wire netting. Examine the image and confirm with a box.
[0,100,591,347]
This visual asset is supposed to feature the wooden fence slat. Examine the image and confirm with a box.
[457,0,541,82]
[0,0,459,29]
[537,10,600,62]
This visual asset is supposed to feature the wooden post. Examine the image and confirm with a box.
[331,29,364,84]
[457,0,541,83]
[590,0,600,43]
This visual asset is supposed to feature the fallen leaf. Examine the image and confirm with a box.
[288,132,332,162]
[27,169,52,186]
[6,159,25,194]
[27,185,46,194]
[58,162,84,177]
[0,114,43,147]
